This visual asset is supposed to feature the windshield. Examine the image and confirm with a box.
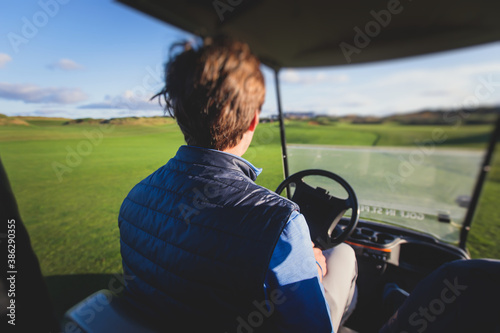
[273,44,499,245]
[287,144,484,243]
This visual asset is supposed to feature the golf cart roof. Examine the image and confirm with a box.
[117,0,500,69]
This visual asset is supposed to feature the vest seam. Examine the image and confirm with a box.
[165,163,252,191]
[165,163,296,209]
[173,155,254,180]
[135,181,226,209]
[121,197,272,243]
[120,238,228,293]
[119,213,245,267]
[121,259,199,309]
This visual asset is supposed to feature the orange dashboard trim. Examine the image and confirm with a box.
[345,240,392,253]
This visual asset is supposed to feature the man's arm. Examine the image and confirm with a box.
[264,211,333,333]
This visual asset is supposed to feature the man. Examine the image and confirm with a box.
[119,36,357,333]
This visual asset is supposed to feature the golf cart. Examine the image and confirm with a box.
[3,0,500,332]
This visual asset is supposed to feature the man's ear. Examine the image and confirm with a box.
[248,111,259,132]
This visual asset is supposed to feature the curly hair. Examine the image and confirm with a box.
[153,36,265,151]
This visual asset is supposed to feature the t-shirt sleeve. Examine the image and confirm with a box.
[264,211,334,333]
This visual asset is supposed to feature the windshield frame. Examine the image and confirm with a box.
[273,69,500,249]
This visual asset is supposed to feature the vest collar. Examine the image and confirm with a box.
[174,145,262,181]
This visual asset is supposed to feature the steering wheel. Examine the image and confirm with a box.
[276,169,359,249]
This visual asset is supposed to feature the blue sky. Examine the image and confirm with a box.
[1,0,499,119]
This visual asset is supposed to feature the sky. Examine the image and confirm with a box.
[0,0,499,119]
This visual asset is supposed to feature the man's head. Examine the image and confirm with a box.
[154,36,265,152]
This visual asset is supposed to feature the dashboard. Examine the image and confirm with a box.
[336,218,471,330]
[340,218,469,274]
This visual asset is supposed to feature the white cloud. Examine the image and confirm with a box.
[0,82,88,104]
[47,58,84,71]
[365,62,500,112]
[373,62,500,90]
[281,69,349,85]
[275,57,500,116]
[79,90,163,112]
[281,70,301,83]
[0,53,12,68]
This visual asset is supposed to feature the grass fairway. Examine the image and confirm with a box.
[1,119,184,275]
[0,117,498,318]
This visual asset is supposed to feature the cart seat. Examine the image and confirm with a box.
[63,290,159,333]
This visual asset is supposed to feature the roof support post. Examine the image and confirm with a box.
[274,68,290,198]
[459,114,500,249]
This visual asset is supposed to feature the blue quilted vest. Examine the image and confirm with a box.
[119,145,299,332]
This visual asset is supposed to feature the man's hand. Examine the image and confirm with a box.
[312,242,327,283]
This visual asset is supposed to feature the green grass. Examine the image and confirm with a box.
[0,119,184,275]
[284,121,493,147]
[467,144,500,259]
[0,118,499,318]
